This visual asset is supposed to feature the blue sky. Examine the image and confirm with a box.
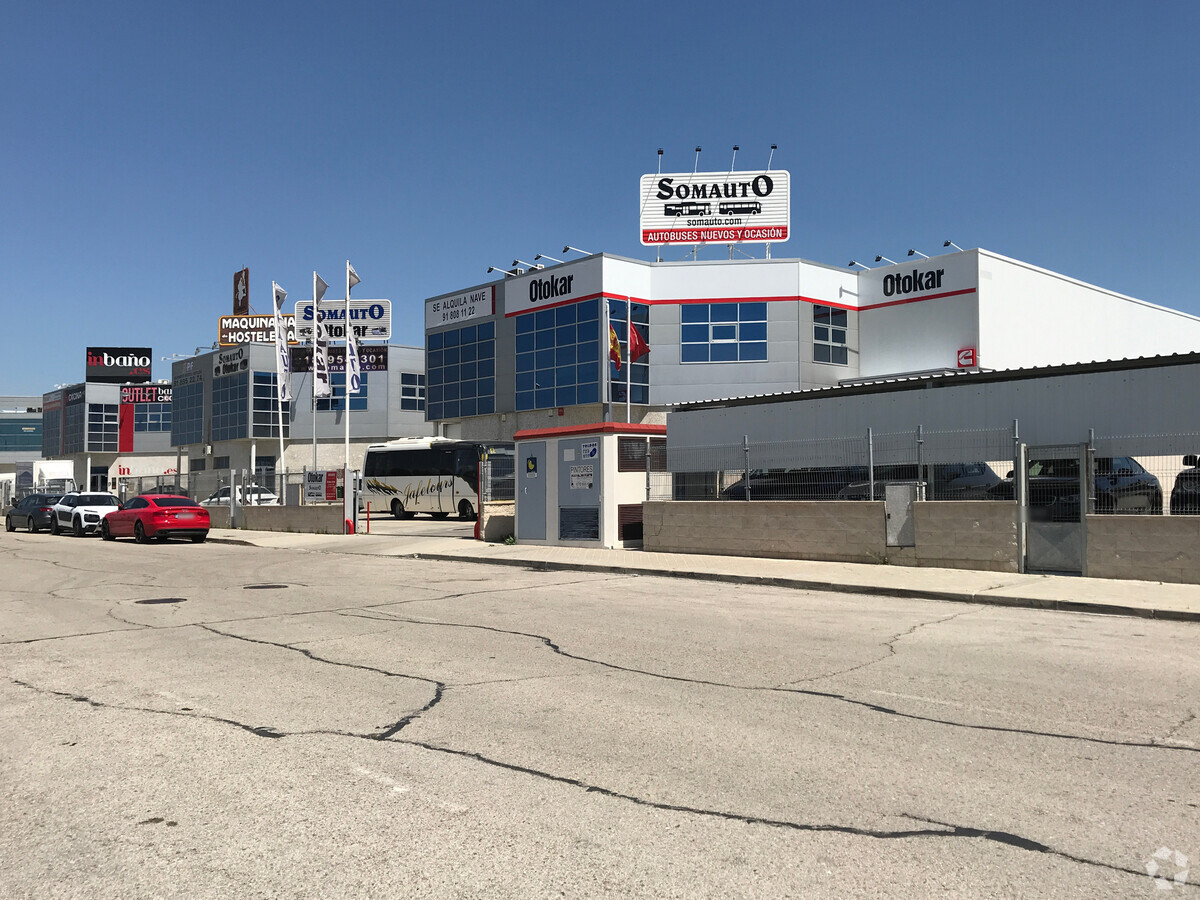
[3,0,1198,396]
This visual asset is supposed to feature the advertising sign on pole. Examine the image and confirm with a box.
[294,300,391,341]
[233,268,250,315]
[218,314,297,346]
[639,169,790,246]
[86,347,153,384]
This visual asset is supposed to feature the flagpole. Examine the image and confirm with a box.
[603,298,611,423]
[272,281,289,505]
[625,297,632,423]
[344,261,351,480]
[312,272,318,470]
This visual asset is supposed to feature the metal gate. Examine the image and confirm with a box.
[1022,443,1089,575]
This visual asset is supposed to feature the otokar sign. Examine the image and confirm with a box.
[294,300,392,341]
[86,347,153,384]
[639,169,790,246]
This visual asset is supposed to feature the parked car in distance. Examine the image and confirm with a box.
[49,492,122,536]
[836,463,1001,501]
[986,456,1162,521]
[4,493,65,533]
[102,494,210,543]
[721,466,869,501]
[1169,454,1200,515]
[200,485,279,506]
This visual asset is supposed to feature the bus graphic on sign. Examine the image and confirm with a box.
[664,201,711,217]
[718,200,761,215]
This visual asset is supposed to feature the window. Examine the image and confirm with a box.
[133,402,172,432]
[813,305,849,365]
[680,302,767,363]
[0,419,41,453]
[513,300,600,412]
[607,299,650,405]
[427,322,495,419]
[400,371,426,412]
[212,373,249,442]
[315,371,368,413]
[213,456,230,470]
[190,458,207,472]
[172,378,204,446]
[252,371,292,437]
[87,403,118,452]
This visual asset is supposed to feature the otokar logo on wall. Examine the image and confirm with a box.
[86,347,153,384]
[639,169,790,246]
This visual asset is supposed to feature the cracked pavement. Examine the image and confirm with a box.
[1,530,1198,898]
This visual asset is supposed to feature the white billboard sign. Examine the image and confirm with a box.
[639,169,790,246]
[426,285,494,329]
[295,300,392,341]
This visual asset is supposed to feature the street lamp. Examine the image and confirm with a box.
[875,255,897,265]
[944,240,964,252]
[562,246,592,256]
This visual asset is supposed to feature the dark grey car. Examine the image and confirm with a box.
[4,494,65,533]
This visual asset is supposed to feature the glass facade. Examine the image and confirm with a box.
[211,374,249,442]
[515,299,600,411]
[0,418,42,453]
[172,379,204,446]
[133,402,171,433]
[813,305,849,365]
[680,302,768,363]
[428,322,496,420]
[63,401,86,454]
[252,372,291,438]
[42,408,61,457]
[316,371,368,412]
[87,403,119,452]
[607,299,650,405]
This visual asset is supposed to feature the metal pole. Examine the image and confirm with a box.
[743,435,751,502]
[644,436,651,501]
[916,425,925,500]
[625,298,632,423]
[867,427,875,502]
[1016,441,1028,574]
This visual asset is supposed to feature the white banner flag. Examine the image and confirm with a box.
[313,303,332,399]
[272,282,291,403]
[346,331,362,394]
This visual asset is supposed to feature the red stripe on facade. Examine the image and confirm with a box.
[858,287,977,310]
[513,422,667,441]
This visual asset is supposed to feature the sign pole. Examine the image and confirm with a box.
[625,298,632,423]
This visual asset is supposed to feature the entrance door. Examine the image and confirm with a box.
[517,442,547,541]
[1023,443,1088,575]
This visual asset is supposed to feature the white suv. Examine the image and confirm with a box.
[50,492,122,536]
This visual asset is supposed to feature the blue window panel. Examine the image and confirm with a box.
[832,329,846,344]
[608,298,628,318]
[516,352,535,372]
[401,372,419,385]
[443,382,460,401]
[535,348,555,369]
[832,346,849,365]
[446,346,462,365]
[682,343,710,362]
[576,382,599,404]
[556,303,577,324]
[477,357,495,378]
[556,324,576,347]
[516,391,534,411]
[681,303,709,323]
[443,364,459,384]
[711,343,738,362]
[814,343,832,363]
[556,344,576,366]
[555,365,575,387]
[578,339,600,361]
[632,384,650,404]
[831,309,848,327]
[461,324,477,343]
[555,386,576,406]
[460,342,477,363]
[535,309,555,331]
[478,320,495,339]
[814,306,831,324]
[460,379,477,399]
[427,368,443,386]
[576,297,599,321]
[516,371,536,392]
[740,342,768,361]
[478,396,495,414]
[443,400,460,418]
[477,377,495,397]
[712,303,738,322]
[351,395,367,411]
[681,323,709,343]
[741,302,767,321]
[740,321,767,341]
[460,361,477,380]
[427,402,443,420]
[460,398,477,417]
[712,324,737,341]
[576,361,598,385]
[535,389,555,409]
[477,340,494,359]
[429,332,444,350]
[443,329,460,347]
[428,349,443,368]
[429,385,444,404]
[516,314,535,334]
[814,326,829,341]
[534,328,555,350]
[576,322,596,343]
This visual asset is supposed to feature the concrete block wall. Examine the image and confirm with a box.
[643,501,888,564]
[1087,515,1200,583]
[480,502,515,542]
[211,504,346,534]
[906,501,1018,572]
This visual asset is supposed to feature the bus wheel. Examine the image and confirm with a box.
[391,499,405,520]
[458,499,475,520]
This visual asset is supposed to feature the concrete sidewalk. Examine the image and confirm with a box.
[206,529,1200,623]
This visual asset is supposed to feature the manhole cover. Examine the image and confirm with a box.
[135,598,187,605]
[244,584,288,590]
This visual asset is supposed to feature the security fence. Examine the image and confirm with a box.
[480,451,516,503]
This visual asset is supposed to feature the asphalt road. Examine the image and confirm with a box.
[1,529,1198,898]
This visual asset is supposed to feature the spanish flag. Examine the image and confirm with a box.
[609,323,622,371]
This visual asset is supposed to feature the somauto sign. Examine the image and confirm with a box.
[295,300,391,340]
[290,345,388,373]
[639,169,790,246]
[219,314,297,346]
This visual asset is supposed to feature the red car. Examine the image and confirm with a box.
[101,494,210,544]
